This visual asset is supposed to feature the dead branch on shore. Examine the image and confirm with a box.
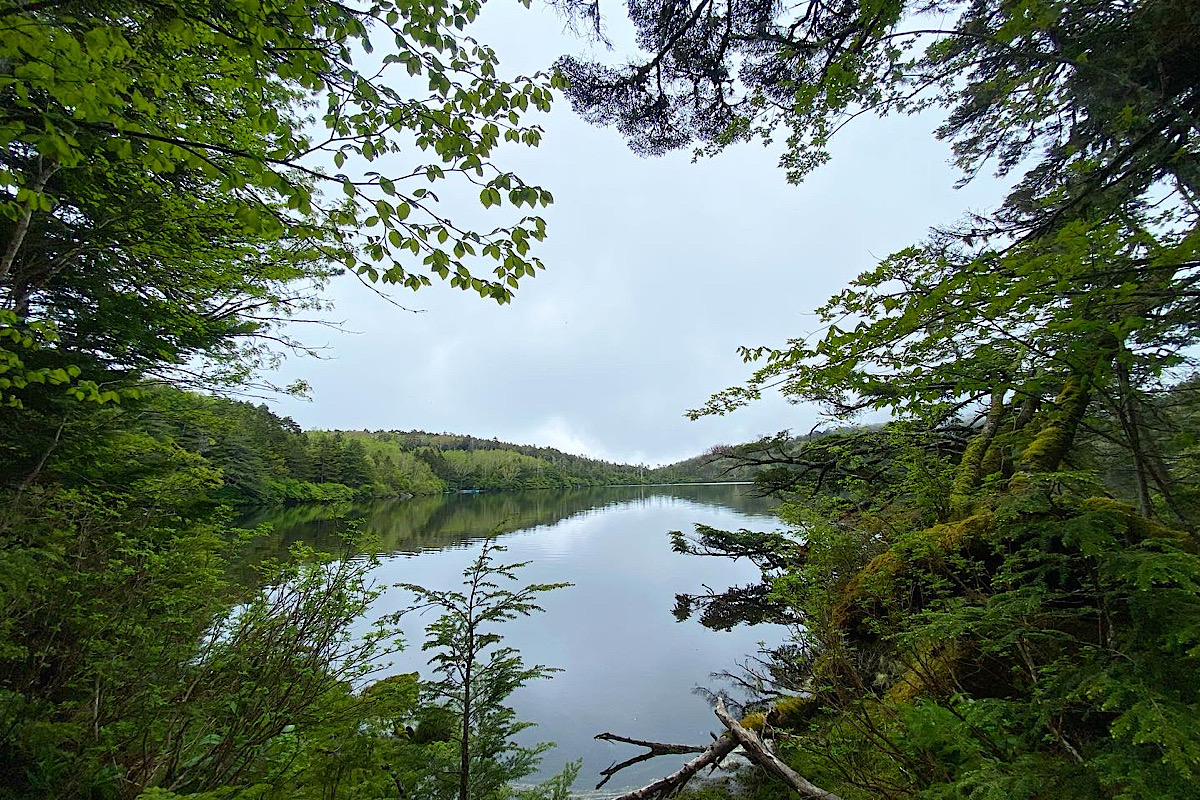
[594,700,846,800]
[598,731,738,799]
[714,698,845,800]
[593,734,708,790]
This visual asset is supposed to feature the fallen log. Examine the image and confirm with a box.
[596,700,846,800]
[714,698,844,800]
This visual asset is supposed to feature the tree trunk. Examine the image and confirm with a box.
[602,701,846,800]
[0,157,58,289]
[714,699,845,800]
[1018,334,1117,473]
[1114,356,1154,518]
[460,627,473,800]
[950,387,1006,516]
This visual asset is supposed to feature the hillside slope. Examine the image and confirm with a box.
[127,389,765,505]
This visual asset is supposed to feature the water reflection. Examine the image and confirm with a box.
[236,483,776,560]
[235,484,783,791]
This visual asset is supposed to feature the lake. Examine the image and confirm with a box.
[239,484,786,793]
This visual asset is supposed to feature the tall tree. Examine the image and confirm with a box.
[0,1,570,796]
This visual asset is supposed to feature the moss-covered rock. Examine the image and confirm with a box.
[884,640,965,705]
[834,512,996,634]
[765,695,818,731]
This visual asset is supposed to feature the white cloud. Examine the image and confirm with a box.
[522,416,607,460]
[261,0,1011,463]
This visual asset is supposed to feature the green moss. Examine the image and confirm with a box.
[835,513,995,631]
[926,512,994,551]
[950,434,992,516]
[1017,345,1118,474]
[1081,497,1198,552]
[979,440,1004,477]
[740,711,767,732]
[1017,374,1093,473]
[766,695,817,730]
[953,435,991,489]
[884,640,964,705]
[1019,421,1067,473]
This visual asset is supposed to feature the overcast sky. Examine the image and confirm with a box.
[262,1,1009,466]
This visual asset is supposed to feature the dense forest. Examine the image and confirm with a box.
[2,0,1199,798]
[345,430,758,492]
[41,387,758,508]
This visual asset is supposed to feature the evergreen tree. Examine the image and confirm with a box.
[396,540,571,800]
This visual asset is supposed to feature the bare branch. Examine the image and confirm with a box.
[714,698,844,800]
[600,732,737,800]
[594,734,706,790]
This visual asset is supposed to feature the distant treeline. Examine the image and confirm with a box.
[129,389,759,505]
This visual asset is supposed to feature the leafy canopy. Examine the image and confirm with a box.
[1,0,561,404]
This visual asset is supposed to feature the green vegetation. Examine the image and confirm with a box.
[668,415,1200,799]
[645,446,758,484]
[8,0,1198,797]
[128,406,761,506]
[0,0,579,796]
[368,429,650,491]
[560,0,1200,797]
[355,430,756,492]
[395,540,574,800]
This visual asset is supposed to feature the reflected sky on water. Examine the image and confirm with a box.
[239,484,789,790]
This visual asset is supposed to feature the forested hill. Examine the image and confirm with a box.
[359,429,650,488]
[353,429,759,488]
[645,447,758,484]
[119,388,761,506]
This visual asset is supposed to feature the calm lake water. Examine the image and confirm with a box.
[239,484,785,792]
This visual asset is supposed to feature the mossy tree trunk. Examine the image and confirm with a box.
[1017,334,1118,474]
[950,387,1007,517]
